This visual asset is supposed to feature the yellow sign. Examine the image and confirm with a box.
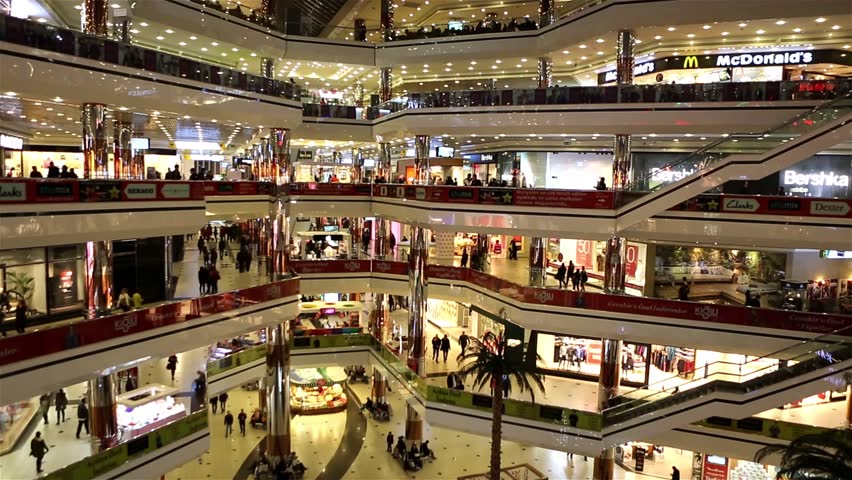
[683,56,699,68]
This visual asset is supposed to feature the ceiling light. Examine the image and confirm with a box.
[815,17,826,23]
[165,29,174,34]
[654,35,662,40]
[832,25,841,30]
[775,20,786,25]
[562,50,570,54]
[189,36,197,40]
[596,38,604,43]
[156,35,164,40]
[521,58,528,62]
[232,47,239,51]
[179,41,187,46]
[756,29,765,34]
[139,22,148,27]
[36,18,47,23]
[3,91,16,96]
[721,31,729,36]
[579,44,587,48]
[201,47,208,51]
[211,42,219,46]
[667,27,676,31]
[702,25,711,29]
[687,33,695,38]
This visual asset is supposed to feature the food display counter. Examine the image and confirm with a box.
[290,368,348,415]
[117,384,186,440]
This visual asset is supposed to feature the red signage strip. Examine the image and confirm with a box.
[671,195,852,218]
[291,261,851,335]
[286,183,372,196]
[0,278,299,367]
[0,179,205,204]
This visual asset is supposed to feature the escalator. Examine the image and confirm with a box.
[600,326,852,446]
[616,92,852,231]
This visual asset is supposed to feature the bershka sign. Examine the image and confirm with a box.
[783,170,849,187]
[0,182,26,201]
[723,197,760,212]
[716,51,813,67]
[650,167,695,183]
[124,183,157,199]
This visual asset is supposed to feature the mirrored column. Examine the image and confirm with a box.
[82,103,108,179]
[407,227,429,376]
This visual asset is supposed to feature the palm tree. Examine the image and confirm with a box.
[754,427,852,480]
[456,331,545,480]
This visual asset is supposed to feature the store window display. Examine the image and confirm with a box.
[296,301,363,332]
[290,368,349,415]
[1,245,85,322]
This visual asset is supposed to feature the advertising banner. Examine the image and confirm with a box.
[513,189,614,209]
[625,244,639,277]
[576,240,593,268]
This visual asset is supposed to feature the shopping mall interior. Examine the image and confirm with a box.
[0,0,851,479]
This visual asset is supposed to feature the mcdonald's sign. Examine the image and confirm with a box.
[683,56,700,69]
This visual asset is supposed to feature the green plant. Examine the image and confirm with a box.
[456,332,545,480]
[754,427,852,480]
[6,271,34,305]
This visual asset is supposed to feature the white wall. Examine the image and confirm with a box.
[546,152,612,190]
[785,250,852,281]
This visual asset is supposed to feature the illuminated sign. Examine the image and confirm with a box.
[603,61,656,83]
[683,56,699,68]
[0,134,23,150]
[783,170,849,187]
[716,51,813,67]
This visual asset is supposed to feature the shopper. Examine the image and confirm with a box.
[567,261,575,286]
[579,267,588,291]
[459,331,469,353]
[15,298,27,333]
[571,269,581,291]
[460,248,469,267]
[54,389,67,424]
[447,373,455,389]
[595,177,607,190]
[218,237,227,259]
[30,166,43,178]
[677,277,690,301]
[555,262,567,289]
[166,355,178,381]
[59,165,71,178]
[131,290,143,309]
[208,266,221,293]
[386,432,394,452]
[47,161,60,178]
[238,409,247,436]
[440,334,451,362]
[39,393,51,425]
[117,288,131,312]
[198,265,209,295]
[76,398,89,438]
[30,432,49,473]
[431,335,441,361]
[420,440,437,460]
[671,466,681,480]
[218,392,229,411]
[224,411,234,437]
[210,395,218,414]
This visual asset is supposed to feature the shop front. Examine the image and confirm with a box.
[290,367,349,415]
[293,230,352,259]
[546,238,650,296]
[296,300,364,332]
[1,133,24,177]
[0,245,85,323]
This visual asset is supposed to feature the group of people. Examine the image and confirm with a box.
[253,450,307,479]
[222,409,248,437]
[430,334,453,362]
[555,260,589,290]
[116,288,144,312]
[361,396,392,421]
[29,391,91,472]
[28,162,78,178]
[388,434,437,472]
[393,17,538,41]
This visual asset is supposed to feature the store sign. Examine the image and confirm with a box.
[603,61,655,83]
[783,170,849,188]
[702,455,729,480]
[124,183,157,199]
[0,182,26,201]
[576,240,593,268]
[625,244,639,277]
[717,51,813,67]
[0,133,23,150]
[634,448,645,472]
[768,199,802,211]
[296,149,313,161]
[810,200,850,216]
[160,183,190,199]
[649,167,695,183]
[722,197,760,212]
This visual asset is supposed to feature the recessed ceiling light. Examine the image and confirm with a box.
[521,58,528,62]
[211,42,219,46]
[36,18,47,23]
[815,17,826,23]
[179,41,187,46]
[721,31,729,36]
[702,25,711,29]
[201,47,208,51]
[667,27,676,31]
[562,50,570,54]
[832,25,841,30]
[189,36,197,40]
[775,20,786,25]
[232,47,239,51]
[793,28,802,33]
[156,35,164,40]
[738,22,748,27]
[687,33,695,38]
[756,29,765,34]
[139,22,148,27]
[596,38,604,43]
[165,29,174,34]
[654,35,662,40]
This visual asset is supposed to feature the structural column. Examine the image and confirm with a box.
[270,128,291,184]
[265,322,291,466]
[413,134,430,184]
[473,233,489,273]
[131,133,146,179]
[380,0,395,41]
[528,237,546,287]
[594,339,623,480]
[537,57,553,88]
[377,141,392,181]
[83,0,109,36]
[379,67,393,103]
[371,368,387,403]
[370,293,387,340]
[375,218,390,259]
[88,372,118,452]
[407,227,429,376]
[271,198,290,278]
[613,30,635,200]
[351,148,363,183]
[113,119,132,179]
[404,403,423,444]
[164,236,174,300]
[85,240,113,317]
[603,236,627,295]
[82,103,108,179]
[538,0,555,28]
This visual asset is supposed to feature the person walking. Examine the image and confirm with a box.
[15,299,27,333]
[218,237,227,259]
[459,331,469,353]
[579,267,588,291]
[218,392,229,411]
[131,291,143,309]
[54,389,68,424]
[30,432,49,473]
[210,248,218,267]
[166,355,178,381]
[555,262,567,289]
[440,334,451,363]
[76,398,89,438]
[238,409,247,436]
[30,166,43,178]
[431,335,441,361]
[460,248,469,268]
[677,276,690,301]
[571,269,581,291]
[39,393,51,425]
[671,466,681,480]
[567,261,575,287]
[386,432,394,452]
[224,411,234,437]
[208,266,221,293]
[198,265,209,295]
[210,395,218,414]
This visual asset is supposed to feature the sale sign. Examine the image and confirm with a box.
[625,244,639,278]
[576,240,593,268]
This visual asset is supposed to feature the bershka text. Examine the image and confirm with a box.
[716,51,813,67]
[783,170,849,187]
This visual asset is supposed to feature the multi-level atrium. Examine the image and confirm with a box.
[0,0,850,479]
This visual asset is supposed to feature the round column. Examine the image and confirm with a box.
[351,148,363,183]
[271,128,291,184]
[113,120,132,179]
[538,0,555,28]
[404,403,423,443]
[271,198,290,278]
[350,217,364,259]
[371,367,387,403]
[594,338,622,480]
[85,240,113,317]
[603,236,627,294]
[528,237,546,287]
[88,372,118,452]
[265,322,292,465]
[413,135,430,185]
[82,103,108,179]
[616,30,635,86]
[407,227,429,376]
[377,142,392,181]
[537,57,553,88]
[375,218,391,259]
[164,236,174,300]
[380,0,395,41]
[131,132,146,179]
[260,57,275,79]
[379,67,393,103]
[370,293,387,340]
[83,0,109,36]
[474,233,490,273]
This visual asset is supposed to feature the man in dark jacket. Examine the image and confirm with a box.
[459,332,469,353]
[31,432,49,473]
[224,411,234,437]
[218,392,229,411]
[15,299,27,333]
[46,162,60,178]
[238,409,247,436]
[431,335,441,361]
[76,398,90,438]
[440,335,451,363]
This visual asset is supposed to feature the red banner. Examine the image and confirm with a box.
[625,244,639,278]
[288,183,372,196]
[0,278,299,367]
[289,260,372,274]
[0,180,204,204]
[576,240,594,268]
[513,189,614,209]
[672,194,852,219]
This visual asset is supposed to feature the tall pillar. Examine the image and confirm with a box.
[88,372,118,452]
[270,128,291,184]
[413,135,430,185]
[370,293,387,340]
[603,236,626,295]
[82,103,108,179]
[379,67,393,103]
[131,132,145,179]
[407,227,428,376]
[537,57,553,88]
[474,233,489,273]
[846,385,852,424]
[616,30,635,86]
[351,148,363,183]
[265,322,291,465]
[83,0,109,36]
[594,339,623,480]
[354,18,367,41]
[538,0,555,28]
[377,142,392,181]
[113,119,132,179]
[350,217,364,259]
[85,240,113,317]
[375,218,391,259]
[404,403,423,443]
[371,367,387,402]
[271,198,290,278]
[613,30,635,201]
[380,0,395,41]
[354,82,366,109]
[258,377,267,414]
[262,0,286,32]
[528,237,546,287]
[260,57,274,79]
[164,236,174,300]
[112,10,131,42]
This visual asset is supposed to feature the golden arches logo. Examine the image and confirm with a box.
[683,56,699,68]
